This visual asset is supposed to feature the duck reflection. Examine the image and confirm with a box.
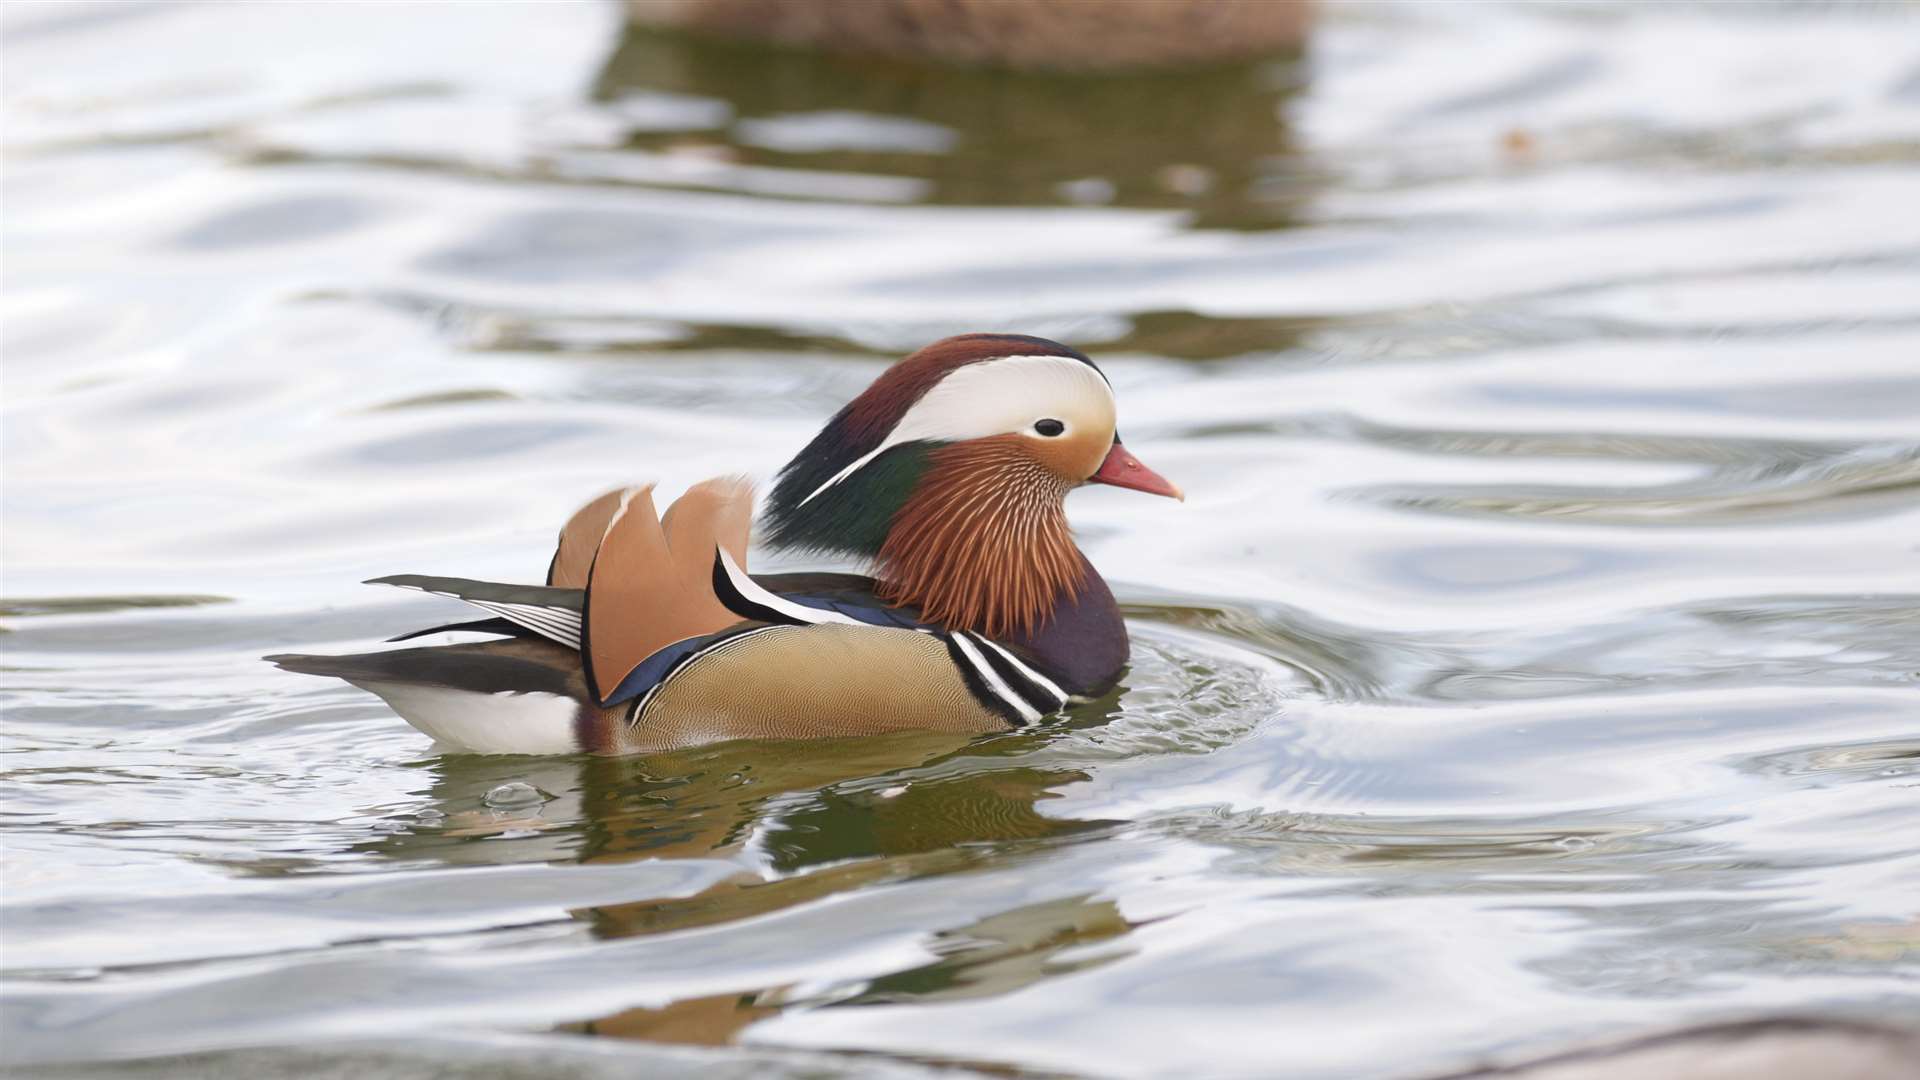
[565,893,1138,1047]
[585,732,1108,862]
[358,716,1122,1045]
[590,26,1308,230]
[369,726,1111,868]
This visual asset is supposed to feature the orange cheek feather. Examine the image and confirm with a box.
[1027,427,1111,482]
[876,435,1084,639]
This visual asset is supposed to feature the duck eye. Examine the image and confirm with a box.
[1033,418,1066,437]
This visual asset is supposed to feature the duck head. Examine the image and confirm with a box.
[763,333,1179,638]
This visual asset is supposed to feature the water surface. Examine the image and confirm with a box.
[4,2,1919,1077]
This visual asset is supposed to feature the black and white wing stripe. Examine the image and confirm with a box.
[944,633,1040,726]
[711,548,1069,726]
[942,631,1068,726]
[369,574,584,651]
[962,632,1069,714]
[712,549,868,627]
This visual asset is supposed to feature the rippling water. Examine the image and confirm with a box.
[5,2,1919,1076]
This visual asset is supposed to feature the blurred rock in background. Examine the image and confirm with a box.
[595,19,1311,231]
[626,0,1313,71]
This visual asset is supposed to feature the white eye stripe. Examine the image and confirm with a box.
[800,355,1114,505]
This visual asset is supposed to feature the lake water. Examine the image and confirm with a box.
[4,2,1918,1077]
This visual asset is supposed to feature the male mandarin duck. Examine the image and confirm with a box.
[270,334,1181,755]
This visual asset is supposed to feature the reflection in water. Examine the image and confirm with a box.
[0,594,232,618]
[359,728,1112,870]
[1363,440,1920,526]
[592,27,1308,228]
[566,988,775,1048]
[843,894,1136,1005]
[358,726,1123,1046]
[569,894,1134,1046]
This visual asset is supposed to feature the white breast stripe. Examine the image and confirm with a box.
[967,634,1068,708]
[950,633,1042,725]
[717,549,865,627]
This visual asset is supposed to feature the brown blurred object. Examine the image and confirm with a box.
[563,990,776,1045]
[592,22,1310,230]
[626,0,1313,71]
[566,895,1136,1047]
[1423,1018,1920,1080]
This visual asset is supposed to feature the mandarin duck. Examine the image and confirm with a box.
[270,334,1181,755]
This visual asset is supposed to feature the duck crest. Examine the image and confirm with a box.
[760,334,1102,635]
[761,333,1096,555]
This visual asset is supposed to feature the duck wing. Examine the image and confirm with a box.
[712,549,1069,723]
[547,487,627,588]
[578,478,754,705]
[384,616,525,642]
[364,479,759,694]
[266,636,601,755]
[367,575,583,648]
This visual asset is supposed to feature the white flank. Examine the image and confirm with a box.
[800,354,1116,505]
[357,681,578,755]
